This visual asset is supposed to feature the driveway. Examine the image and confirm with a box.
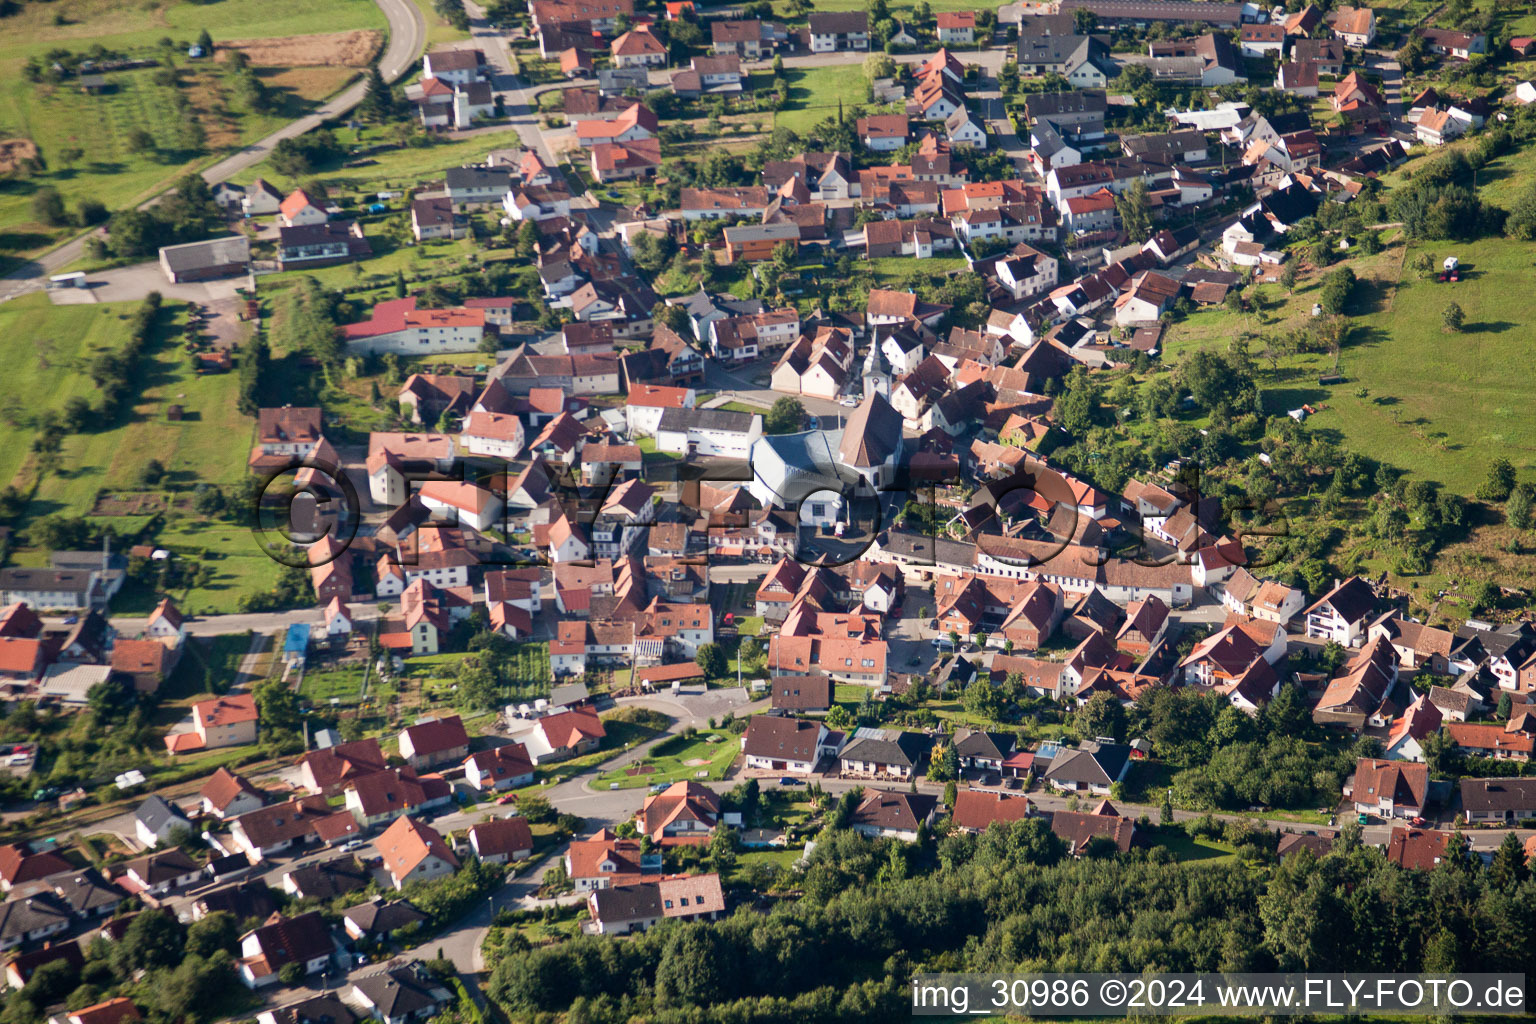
[47,261,252,306]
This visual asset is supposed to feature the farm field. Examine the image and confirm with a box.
[0,0,385,263]
[0,0,386,69]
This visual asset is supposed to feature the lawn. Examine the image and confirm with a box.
[231,123,533,195]
[1151,829,1240,865]
[0,293,147,490]
[510,714,672,790]
[159,633,254,704]
[142,517,289,614]
[301,664,371,705]
[1165,231,1536,497]
[11,299,250,518]
[772,65,903,135]
[259,230,484,294]
[593,729,739,789]
[1309,236,1536,495]
[409,0,472,49]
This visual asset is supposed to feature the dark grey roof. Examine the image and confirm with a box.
[135,794,187,832]
[265,995,360,1024]
[285,855,371,900]
[550,681,590,707]
[878,528,978,571]
[1307,576,1376,624]
[1459,778,1536,814]
[343,898,428,935]
[598,66,650,94]
[953,729,1014,761]
[837,392,903,469]
[121,848,199,884]
[0,894,70,941]
[279,220,364,248]
[158,235,250,273]
[1016,33,1104,66]
[590,880,663,921]
[45,869,123,914]
[808,11,868,32]
[0,568,96,594]
[444,165,511,191]
[1044,741,1131,786]
[657,406,757,434]
[1026,89,1107,119]
[839,728,930,768]
[352,963,452,1018]
[195,879,279,921]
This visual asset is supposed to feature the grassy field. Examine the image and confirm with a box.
[0,293,147,489]
[409,0,472,48]
[146,517,289,614]
[593,729,738,789]
[231,123,533,195]
[156,632,254,709]
[772,65,903,135]
[14,300,250,518]
[0,0,385,67]
[1163,232,1536,497]
[0,0,385,262]
[301,664,371,704]
[1151,829,1240,865]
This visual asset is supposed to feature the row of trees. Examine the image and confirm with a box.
[1,908,245,1024]
[487,812,1536,1023]
[87,173,223,262]
[29,292,164,480]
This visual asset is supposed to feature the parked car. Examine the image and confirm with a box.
[497,793,519,805]
[778,777,804,787]
[341,839,367,853]
[1005,777,1022,790]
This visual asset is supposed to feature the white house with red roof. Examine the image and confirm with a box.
[144,598,185,646]
[278,189,328,228]
[463,742,535,791]
[625,384,695,436]
[398,715,471,771]
[467,816,534,864]
[324,597,353,638]
[343,298,486,355]
[519,708,607,763]
[574,104,659,146]
[459,411,527,460]
[417,479,502,533]
[376,817,459,890]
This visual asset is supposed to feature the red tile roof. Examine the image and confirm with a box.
[194,693,258,728]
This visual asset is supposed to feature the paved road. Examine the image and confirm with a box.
[462,0,561,168]
[0,0,427,304]
[44,605,383,638]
